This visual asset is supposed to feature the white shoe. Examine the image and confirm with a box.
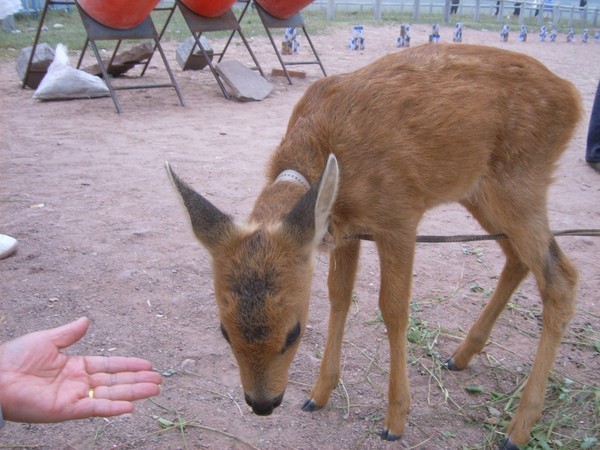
[0,234,18,259]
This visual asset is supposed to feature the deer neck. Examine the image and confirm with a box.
[249,168,312,224]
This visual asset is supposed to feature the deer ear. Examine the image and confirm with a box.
[165,162,236,251]
[283,154,339,246]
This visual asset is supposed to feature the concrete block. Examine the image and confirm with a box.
[16,43,55,88]
[215,60,272,101]
[176,35,213,71]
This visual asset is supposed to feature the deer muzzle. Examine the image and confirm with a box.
[244,391,284,416]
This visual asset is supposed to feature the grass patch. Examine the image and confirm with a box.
[356,298,598,449]
[461,372,599,450]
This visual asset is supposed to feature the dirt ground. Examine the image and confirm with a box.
[1,16,599,450]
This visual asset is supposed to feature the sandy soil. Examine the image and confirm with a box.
[1,17,599,450]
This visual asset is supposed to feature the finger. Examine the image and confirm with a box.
[89,370,163,387]
[72,399,136,420]
[84,356,156,374]
[92,382,161,402]
[47,317,90,349]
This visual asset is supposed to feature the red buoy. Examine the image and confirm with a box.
[256,0,314,19]
[179,0,237,17]
[77,0,161,29]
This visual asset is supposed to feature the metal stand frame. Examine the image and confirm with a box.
[242,1,327,85]
[21,0,74,90]
[75,5,185,114]
[174,0,264,100]
[21,1,184,113]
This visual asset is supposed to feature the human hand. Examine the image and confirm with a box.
[0,317,162,424]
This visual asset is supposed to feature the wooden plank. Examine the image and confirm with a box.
[270,68,307,79]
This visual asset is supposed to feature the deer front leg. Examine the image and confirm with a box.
[377,238,415,441]
[302,240,360,411]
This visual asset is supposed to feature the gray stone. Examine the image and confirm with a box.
[2,15,15,33]
[16,43,55,88]
[215,60,272,102]
[83,42,154,77]
[176,35,213,71]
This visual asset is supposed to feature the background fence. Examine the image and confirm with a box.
[307,0,600,27]
[15,0,600,28]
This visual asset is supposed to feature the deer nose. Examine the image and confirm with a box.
[245,392,284,416]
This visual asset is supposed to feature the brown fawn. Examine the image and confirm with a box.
[167,44,581,448]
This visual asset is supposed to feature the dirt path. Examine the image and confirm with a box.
[1,21,598,449]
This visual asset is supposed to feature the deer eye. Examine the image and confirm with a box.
[220,323,231,344]
[282,322,301,353]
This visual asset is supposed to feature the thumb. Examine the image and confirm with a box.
[47,317,90,349]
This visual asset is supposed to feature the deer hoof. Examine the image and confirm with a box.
[301,399,322,412]
[444,358,463,371]
[380,429,402,441]
[499,437,520,450]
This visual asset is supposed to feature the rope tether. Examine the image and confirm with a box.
[351,229,600,243]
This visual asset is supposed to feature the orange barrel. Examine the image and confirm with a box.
[179,0,237,17]
[256,0,314,19]
[77,0,161,29]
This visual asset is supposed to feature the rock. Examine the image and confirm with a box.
[181,358,196,371]
[83,42,154,77]
[215,60,272,101]
[16,43,55,89]
[2,14,15,32]
[176,35,214,71]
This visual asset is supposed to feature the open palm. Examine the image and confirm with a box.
[0,317,162,423]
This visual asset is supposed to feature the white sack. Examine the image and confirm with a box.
[34,44,110,101]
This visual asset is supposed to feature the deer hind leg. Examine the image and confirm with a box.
[451,196,577,448]
[447,201,531,370]
[504,236,577,447]
[302,239,360,412]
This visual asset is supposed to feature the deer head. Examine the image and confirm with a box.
[166,155,339,415]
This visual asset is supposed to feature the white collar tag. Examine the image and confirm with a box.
[274,170,311,190]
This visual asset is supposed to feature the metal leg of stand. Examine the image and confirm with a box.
[141,4,177,77]
[254,2,327,85]
[23,0,78,89]
[193,31,230,99]
[262,22,291,84]
[76,5,185,113]
[22,0,51,88]
[76,37,89,69]
[302,25,327,77]
[175,0,264,97]
[219,0,262,76]
[22,3,48,88]
[155,36,186,106]
[88,39,123,113]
